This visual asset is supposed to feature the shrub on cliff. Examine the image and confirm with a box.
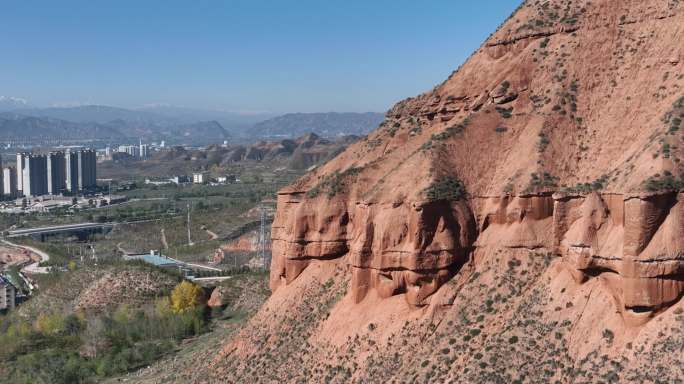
[430,117,470,142]
[424,176,466,202]
[644,171,684,192]
[307,166,364,198]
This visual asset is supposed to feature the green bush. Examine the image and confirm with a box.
[306,167,364,198]
[424,176,466,202]
[496,107,514,119]
[528,172,559,190]
[537,133,551,152]
[430,117,471,142]
[644,171,684,192]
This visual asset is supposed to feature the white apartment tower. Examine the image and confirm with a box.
[3,167,17,199]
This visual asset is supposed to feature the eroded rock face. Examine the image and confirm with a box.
[270,192,350,289]
[271,191,476,306]
[269,0,684,325]
[556,192,684,321]
[272,190,684,322]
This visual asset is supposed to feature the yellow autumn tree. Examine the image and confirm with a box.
[170,281,204,314]
[35,313,65,334]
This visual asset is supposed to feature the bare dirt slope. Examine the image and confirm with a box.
[180,0,684,382]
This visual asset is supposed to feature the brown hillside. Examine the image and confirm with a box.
[194,0,684,382]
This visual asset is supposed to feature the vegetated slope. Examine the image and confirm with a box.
[10,265,179,321]
[0,264,207,384]
[193,0,684,382]
[105,273,271,384]
[251,112,384,138]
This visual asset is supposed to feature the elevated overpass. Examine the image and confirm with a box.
[5,222,115,241]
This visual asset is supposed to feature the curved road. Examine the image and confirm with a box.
[1,239,51,274]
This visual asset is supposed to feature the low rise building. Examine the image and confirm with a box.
[193,172,208,184]
[170,175,190,184]
[0,275,16,312]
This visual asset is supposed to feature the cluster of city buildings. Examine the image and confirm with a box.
[1,149,97,199]
[114,142,149,159]
[191,172,240,185]
[99,140,156,161]
[144,173,240,187]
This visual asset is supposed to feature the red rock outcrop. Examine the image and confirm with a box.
[269,0,684,324]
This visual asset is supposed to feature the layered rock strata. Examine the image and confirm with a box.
[270,0,684,325]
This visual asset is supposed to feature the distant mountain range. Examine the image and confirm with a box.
[252,112,384,138]
[0,101,384,143]
[11,105,166,124]
[0,113,119,139]
[0,112,229,144]
[0,96,28,112]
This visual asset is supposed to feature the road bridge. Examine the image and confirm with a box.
[5,223,115,241]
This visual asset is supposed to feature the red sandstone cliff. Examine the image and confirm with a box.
[270,0,684,323]
[197,1,684,382]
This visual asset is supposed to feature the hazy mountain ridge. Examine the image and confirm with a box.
[251,112,385,138]
[12,105,168,124]
[0,112,229,143]
[0,106,382,142]
[0,113,125,139]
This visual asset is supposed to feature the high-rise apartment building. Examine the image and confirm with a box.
[65,149,97,193]
[15,153,26,194]
[22,154,48,197]
[78,149,97,191]
[65,150,79,193]
[140,144,149,159]
[47,151,66,195]
[3,168,17,199]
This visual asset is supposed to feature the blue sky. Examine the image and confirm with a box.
[0,1,521,113]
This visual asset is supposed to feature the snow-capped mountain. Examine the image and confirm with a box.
[0,96,28,111]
